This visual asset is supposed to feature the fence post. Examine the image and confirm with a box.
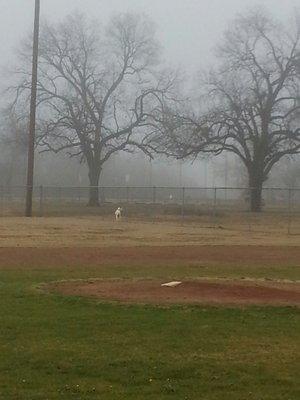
[213,187,217,226]
[0,185,3,217]
[39,185,44,217]
[152,186,156,204]
[247,188,252,232]
[58,186,62,205]
[181,187,185,222]
[126,186,130,203]
[288,188,292,235]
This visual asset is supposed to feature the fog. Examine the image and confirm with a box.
[0,0,299,189]
[1,0,298,67]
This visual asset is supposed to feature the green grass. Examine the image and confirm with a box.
[0,264,299,399]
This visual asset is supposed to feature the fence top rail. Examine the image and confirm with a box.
[0,185,300,191]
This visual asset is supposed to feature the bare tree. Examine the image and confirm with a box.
[154,9,300,211]
[14,12,173,205]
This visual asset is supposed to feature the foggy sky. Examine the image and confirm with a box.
[0,0,298,72]
[0,0,299,187]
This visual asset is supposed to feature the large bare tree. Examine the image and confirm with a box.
[14,12,173,205]
[154,10,300,211]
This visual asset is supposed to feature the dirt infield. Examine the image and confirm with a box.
[0,245,299,269]
[47,279,300,307]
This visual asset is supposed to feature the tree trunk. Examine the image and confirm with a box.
[250,185,263,212]
[88,167,101,207]
[248,169,264,212]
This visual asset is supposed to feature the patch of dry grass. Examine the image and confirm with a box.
[0,214,298,247]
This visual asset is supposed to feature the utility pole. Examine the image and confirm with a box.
[25,0,40,217]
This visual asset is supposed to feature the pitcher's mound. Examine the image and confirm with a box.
[47,279,300,307]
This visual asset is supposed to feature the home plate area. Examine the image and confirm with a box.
[46,279,300,307]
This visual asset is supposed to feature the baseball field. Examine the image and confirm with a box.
[0,215,299,399]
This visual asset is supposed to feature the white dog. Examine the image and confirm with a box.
[115,207,123,221]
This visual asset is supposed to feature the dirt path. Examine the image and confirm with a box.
[0,245,299,269]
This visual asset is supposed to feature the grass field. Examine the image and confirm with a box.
[0,216,299,399]
[0,213,299,247]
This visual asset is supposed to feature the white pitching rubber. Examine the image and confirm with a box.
[161,281,182,287]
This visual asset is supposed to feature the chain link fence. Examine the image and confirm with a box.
[0,185,299,234]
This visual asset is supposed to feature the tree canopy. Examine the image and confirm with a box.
[13,12,176,205]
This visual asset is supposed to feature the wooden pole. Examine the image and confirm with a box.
[25,0,40,217]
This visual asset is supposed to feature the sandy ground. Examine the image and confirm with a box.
[46,279,300,307]
[0,216,298,247]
